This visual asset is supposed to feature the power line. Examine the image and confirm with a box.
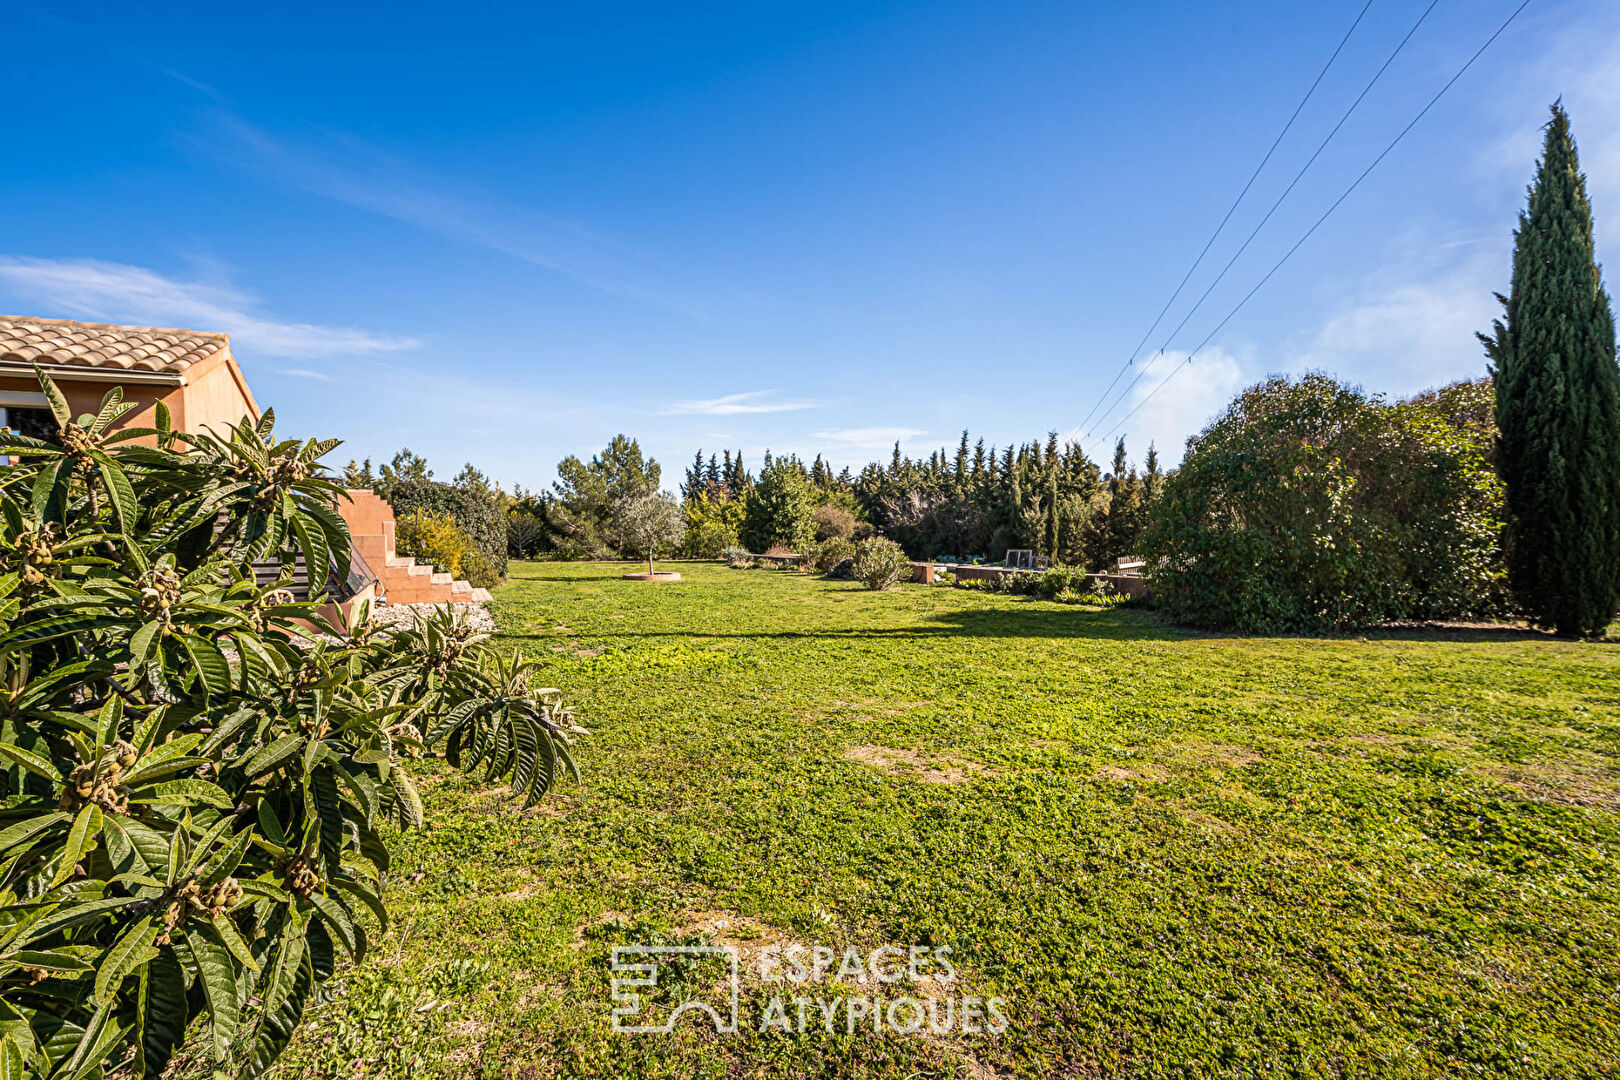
[1075,0,1375,435]
[1085,0,1441,440]
[1086,0,1536,457]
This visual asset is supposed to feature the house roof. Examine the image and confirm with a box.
[0,316,231,376]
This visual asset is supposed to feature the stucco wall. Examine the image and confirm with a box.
[0,351,258,446]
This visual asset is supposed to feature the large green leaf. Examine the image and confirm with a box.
[93,915,160,1003]
[135,948,188,1080]
[177,929,240,1063]
[51,805,103,889]
[125,779,234,809]
[239,947,312,1080]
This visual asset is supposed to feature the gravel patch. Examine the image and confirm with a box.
[369,600,497,635]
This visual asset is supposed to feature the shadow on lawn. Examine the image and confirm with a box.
[504,605,1194,643]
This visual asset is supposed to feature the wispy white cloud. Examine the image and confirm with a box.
[0,256,417,359]
[1479,10,1620,216]
[276,368,333,380]
[1114,348,1246,463]
[667,390,819,416]
[191,112,706,316]
[1293,239,1500,395]
[811,426,927,450]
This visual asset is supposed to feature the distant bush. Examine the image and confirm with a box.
[721,545,756,569]
[851,537,911,591]
[1141,373,1505,633]
[396,506,473,577]
[389,478,509,577]
[684,518,740,559]
[813,503,857,541]
[460,548,504,588]
[1038,566,1085,599]
[813,537,856,572]
[741,456,816,553]
[763,542,793,558]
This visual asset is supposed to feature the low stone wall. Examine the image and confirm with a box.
[1085,573,1149,599]
[950,564,1010,583]
[935,564,1151,598]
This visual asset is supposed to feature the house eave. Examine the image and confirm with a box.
[0,361,187,387]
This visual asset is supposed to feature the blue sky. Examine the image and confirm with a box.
[3,1,1616,490]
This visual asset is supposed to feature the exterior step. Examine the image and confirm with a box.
[336,490,495,608]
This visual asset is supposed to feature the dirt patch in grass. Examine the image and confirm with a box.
[844,745,985,784]
[1191,743,1263,767]
[551,645,601,657]
[1095,763,1170,783]
[1478,763,1620,810]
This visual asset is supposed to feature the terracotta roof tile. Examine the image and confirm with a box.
[0,316,230,376]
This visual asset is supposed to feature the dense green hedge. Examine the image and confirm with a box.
[1140,374,1506,633]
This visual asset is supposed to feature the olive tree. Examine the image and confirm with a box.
[612,490,686,574]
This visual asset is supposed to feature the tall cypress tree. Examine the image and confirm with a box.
[1481,103,1620,636]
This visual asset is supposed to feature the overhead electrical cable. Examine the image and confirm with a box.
[1084,0,1442,439]
[1075,0,1376,435]
[1085,0,1536,455]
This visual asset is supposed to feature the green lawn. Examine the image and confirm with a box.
[275,561,1620,1079]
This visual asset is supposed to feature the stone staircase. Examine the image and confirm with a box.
[339,489,493,605]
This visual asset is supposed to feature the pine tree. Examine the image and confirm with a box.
[1142,442,1163,507]
[1481,103,1620,635]
[1043,472,1060,557]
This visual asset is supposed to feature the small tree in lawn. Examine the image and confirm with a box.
[615,490,687,574]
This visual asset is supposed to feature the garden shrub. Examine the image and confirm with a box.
[682,490,745,559]
[740,457,815,554]
[813,537,856,572]
[721,545,755,569]
[459,548,504,588]
[683,519,739,559]
[0,374,580,1080]
[395,506,473,577]
[987,570,1043,596]
[851,537,911,591]
[812,503,857,542]
[387,479,509,578]
[1038,566,1085,599]
[1140,373,1506,633]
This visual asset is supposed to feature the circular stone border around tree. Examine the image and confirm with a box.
[621,571,682,582]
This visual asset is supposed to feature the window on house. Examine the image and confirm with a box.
[0,406,59,443]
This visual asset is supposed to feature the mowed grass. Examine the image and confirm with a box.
[274,561,1620,1079]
